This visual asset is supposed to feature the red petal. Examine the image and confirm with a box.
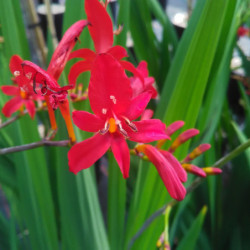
[72,110,104,132]
[2,96,23,117]
[47,20,89,80]
[25,100,36,119]
[68,60,93,86]
[125,92,152,120]
[160,150,187,182]
[141,109,154,120]
[9,55,23,75]
[107,45,128,60]
[69,48,96,60]
[144,145,186,201]
[68,133,111,174]
[89,54,132,117]
[1,86,19,96]
[111,134,130,178]
[137,61,149,77]
[166,121,185,136]
[85,0,113,53]
[120,60,144,84]
[127,119,169,143]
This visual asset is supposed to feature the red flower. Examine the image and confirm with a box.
[237,26,249,37]
[20,20,88,142]
[68,0,143,86]
[68,54,168,177]
[21,20,88,109]
[1,55,42,119]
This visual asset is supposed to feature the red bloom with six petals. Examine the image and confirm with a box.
[68,54,168,177]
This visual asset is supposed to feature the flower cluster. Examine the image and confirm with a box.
[0,0,222,201]
[136,120,222,201]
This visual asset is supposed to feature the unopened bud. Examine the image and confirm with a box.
[202,167,222,175]
[166,121,185,136]
[182,163,206,178]
[156,121,185,149]
[183,143,211,162]
[169,129,199,153]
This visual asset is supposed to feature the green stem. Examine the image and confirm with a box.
[213,138,250,168]
[0,111,28,130]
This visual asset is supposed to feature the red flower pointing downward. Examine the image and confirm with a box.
[68,54,168,178]
[68,0,143,86]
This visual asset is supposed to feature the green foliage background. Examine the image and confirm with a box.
[0,0,249,249]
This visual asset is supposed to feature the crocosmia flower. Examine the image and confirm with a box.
[1,55,42,119]
[136,121,222,201]
[68,54,168,178]
[68,0,143,86]
[20,20,88,142]
[21,20,88,109]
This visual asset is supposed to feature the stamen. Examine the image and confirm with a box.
[128,122,137,132]
[110,95,117,104]
[102,108,107,114]
[14,71,20,77]
[99,121,110,135]
[33,72,38,94]
[117,122,129,138]
[123,117,138,132]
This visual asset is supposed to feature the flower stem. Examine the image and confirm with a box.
[0,113,23,130]
[128,138,250,248]
[0,107,45,130]
[0,140,70,155]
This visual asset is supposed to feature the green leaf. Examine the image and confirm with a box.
[129,0,160,77]
[196,0,239,142]
[231,121,250,167]
[108,153,126,250]
[115,0,131,47]
[177,206,207,250]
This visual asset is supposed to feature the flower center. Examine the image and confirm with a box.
[20,89,27,99]
[108,118,117,133]
[99,115,138,139]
